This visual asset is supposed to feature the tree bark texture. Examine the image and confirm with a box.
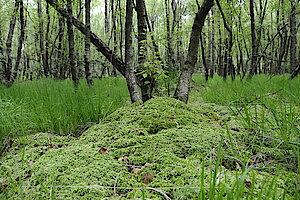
[46,0,126,76]
[38,0,49,77]
[125,0,141,102]
[5,0,20,86]
[289,0,297,77]
[8,0,25,87]
[174,0,214,103]
[66,0,79,87]
[249,0,258,77]
[46,0,141,103]
[84,0,93,85]
[136,0,154,102]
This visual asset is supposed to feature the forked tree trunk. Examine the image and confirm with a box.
[46,0,141,103]
[84,0,93,85]
[174,0,214,103]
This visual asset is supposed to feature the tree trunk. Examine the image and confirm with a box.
[0,24,6,82]
[45,3,51,76]
[58,16,66,79]
[174,0,214,103]
[8,0,25,87]
[164,0,175,72]
[67,0,79,87]
[5,0,20,87]
[125,0,141,102]
[210,8,215,77]
[84,0,93,85]
[136,0,154,102]
[46,0,140,103]
[216,0,234,80]
[249,0,258,77]
[38,0,49,77]
[289,0,297,77]
[105,0,110,34]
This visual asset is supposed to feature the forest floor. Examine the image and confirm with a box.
[0,75,299,199]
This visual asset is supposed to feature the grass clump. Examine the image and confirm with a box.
[0,78,129,154]
[1,97,297,199]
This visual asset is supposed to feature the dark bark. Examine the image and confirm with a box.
[210,8,215,77]
[38,0,49,77]
[290,0,297,77]
[46,0,140,103]
[174,0,214,103]
[58,16,66,79]
[45,3,51,75]
[105,0,110,34]
[0,24,6,82]
[249,0,258,77]
[200,33,209,82]
[125,0,141,102]
[8,0,25,87]
[84,0,93,85]
[5,0,20,86]
[66,0,79,87]
[216,0,234,80]
[164,0,175,71]
[46,0,126,76]
[136,0,154,102]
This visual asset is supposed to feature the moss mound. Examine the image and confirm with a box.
[1,98,297,199]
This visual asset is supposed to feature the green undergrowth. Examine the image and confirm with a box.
[0,78,129,155]
[1,98,298,199]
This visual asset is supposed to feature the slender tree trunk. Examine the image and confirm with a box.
[0,24,6,82]
[210,8,215,77]
[8,0,25,87]
[164,0,174,71]
[124,0,141,102]
[174,0,214,103]
[45,3,50,76]
[200,33,209,81]
[84,0,93,85]
[58,16,66,79]
[249,0,258,77]
[66,0,79,87]
[289,0,297,77]
[5,0,20,86]
[105,0,110,34]
[216,0,234,80]
[38,0,49,77]
[46,0,140,102]
[136,0,154,102]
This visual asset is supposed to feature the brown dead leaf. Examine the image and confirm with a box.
[28,160,34,166]
[141,172,154,184]
[98,146,108,154]
[132,168,142,175]
[245,178,252,188]
[112,135,119,140]
[118,156,129,163]
[48,143,54,148]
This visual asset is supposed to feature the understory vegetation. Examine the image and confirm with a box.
[0,74,299,199]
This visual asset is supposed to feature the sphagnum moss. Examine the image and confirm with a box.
[1,97,297,199]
